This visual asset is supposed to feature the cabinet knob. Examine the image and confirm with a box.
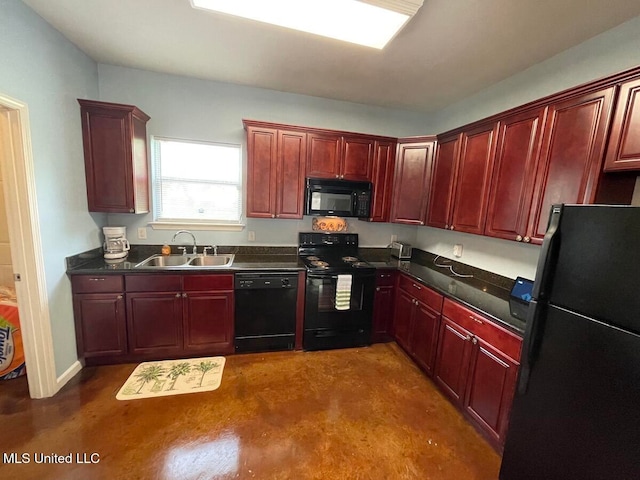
[340,174,344,179]
[276,214,279,218]
[271,214,275,218]
[117,295,123,300]
[376,287,380,292]
[182,293,187,298]
[470,315,483,325]
[175,293,181,298]
[465,335,472,341]
[515,235,523,242]
[412,283,422,290]
[129,208,134,213]
[420,221,424,225]
[471,337,478,345]
[445,224,449,229]
[335,174,339,178]
[450,225,455,230]
[523,236,531,243]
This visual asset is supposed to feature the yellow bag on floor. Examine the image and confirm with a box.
[0,301,26,380]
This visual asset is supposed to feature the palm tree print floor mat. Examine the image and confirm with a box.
[116,357,225,400]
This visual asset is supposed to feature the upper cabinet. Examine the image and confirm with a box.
[527,87,617,243]
[390,137,436,225]
[244,121,307,219]
[604,77,640,172]
[307,132,373,181]
[78,99,150,214]
[427,122,497,235]
[368,140,397,222]
[485,107,547,242]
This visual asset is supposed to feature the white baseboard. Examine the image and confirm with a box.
[55,360,83,391]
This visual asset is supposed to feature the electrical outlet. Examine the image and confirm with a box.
[248,231,256,241]
[137,227,147,240]
[390,234,397,243]
[453,244,463,258]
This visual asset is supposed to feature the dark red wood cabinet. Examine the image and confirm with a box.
[71,273,234,365]
[434,298,522,449]
[527,87,617,243]
[367,140,397,222]
[604,77,640,171]
[484,107,547,242]
[71,275,127,359]
[78,99,150,214]
[393,274,444,377]
[244,122,307,219]
[426,134,460,229]
[306,132,373,181]
[372,270,395,343]
[390,137,436,225]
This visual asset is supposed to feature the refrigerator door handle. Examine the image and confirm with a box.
[518,299,545,394]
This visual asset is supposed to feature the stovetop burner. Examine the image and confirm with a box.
[342,256,358,262]
[298,232,375,274]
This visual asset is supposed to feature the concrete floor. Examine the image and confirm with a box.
[0,343,501,479]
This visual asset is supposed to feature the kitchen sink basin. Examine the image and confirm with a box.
[134,254,234,269]
[187,255,234,267]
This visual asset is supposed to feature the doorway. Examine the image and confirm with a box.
[0,94,57,398]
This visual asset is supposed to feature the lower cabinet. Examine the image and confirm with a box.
[393,273,444,377]
[71,273,234,365]
[434,298,522,449]
[372,270,395,343]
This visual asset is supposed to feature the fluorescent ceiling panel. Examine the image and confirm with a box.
[190,0,423,49]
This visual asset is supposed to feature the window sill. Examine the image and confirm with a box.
[149,222,245,232]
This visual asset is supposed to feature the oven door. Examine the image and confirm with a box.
[304,272,375,349]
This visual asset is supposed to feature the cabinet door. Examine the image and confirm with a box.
[183,291,234,354]
[276,129,307,218]
[528,87,615,243]
[604,78,640,171]
[464,337,519,446]
[434,316,473,406]
[410,302,441,377]
[451,123,498,235]
[368,140,396,222]
[372,285,394,343]
[127,292,183,355]
[390,141,435,225]
[306,132,342,179]
[485,108,546,242]
[73,293,127,358]
[246,126,277,218]
[393,288,414,351]
[342,136,374,181]
[427,134,460,229]
[78,100,149,214]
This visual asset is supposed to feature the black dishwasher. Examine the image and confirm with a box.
[234,272,298,353]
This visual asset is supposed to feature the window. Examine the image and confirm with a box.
[151,137,242,226]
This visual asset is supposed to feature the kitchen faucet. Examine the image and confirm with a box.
[172,230,197,255]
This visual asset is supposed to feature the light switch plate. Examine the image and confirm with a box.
[137,227,147,240]
[248,231,256,241]
[453,244,463,258]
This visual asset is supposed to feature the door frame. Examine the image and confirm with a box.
[0,93,57,398]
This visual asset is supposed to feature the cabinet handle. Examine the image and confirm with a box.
[471,337,478,345]
[523,236,531,243]
[412,283,422,290]
[470,316,483,325]
[515,235,523,242]
[175,293,181,298]
[88,278,105,281]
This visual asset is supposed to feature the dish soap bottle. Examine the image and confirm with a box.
[161,244,171,255]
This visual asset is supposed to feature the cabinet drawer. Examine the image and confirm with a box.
[72,275,124,293]
[376,270,395,286]
[183,274,234,291]
[442,298,522,361]
[125,275,182,292]
[398,274,444,312]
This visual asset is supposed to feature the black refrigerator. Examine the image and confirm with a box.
[500,204,640,480]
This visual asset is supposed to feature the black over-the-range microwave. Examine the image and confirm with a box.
[304,178,372,218]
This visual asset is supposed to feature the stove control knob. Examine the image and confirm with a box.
[281,278,290,287]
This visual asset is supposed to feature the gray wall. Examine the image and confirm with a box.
[415,13,640,280]
[0,0,102,377]
[99,65,426,248]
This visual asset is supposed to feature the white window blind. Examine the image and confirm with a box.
[152,137,242,224]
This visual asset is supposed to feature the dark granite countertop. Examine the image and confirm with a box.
[67,245,526,335]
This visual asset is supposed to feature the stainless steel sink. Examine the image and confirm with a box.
[134,254,234,269]
[187,255,234,267]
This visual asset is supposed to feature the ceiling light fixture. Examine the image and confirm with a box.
[190,0,424,49]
